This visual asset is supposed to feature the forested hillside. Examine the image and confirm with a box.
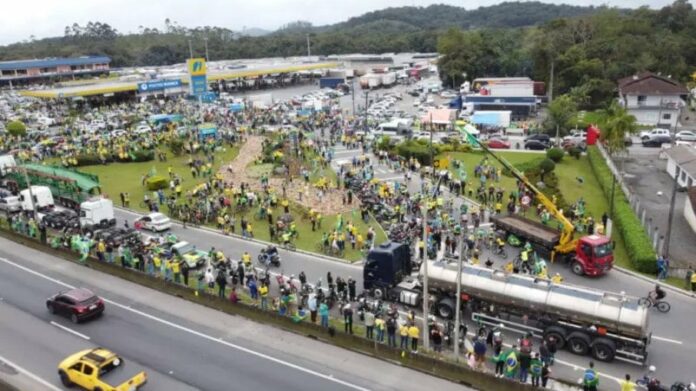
[0,2,608,67]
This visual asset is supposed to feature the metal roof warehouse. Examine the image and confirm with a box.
[19,62,339,99]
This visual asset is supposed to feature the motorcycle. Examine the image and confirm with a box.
[670,382,696,391]
[258,247,281,267]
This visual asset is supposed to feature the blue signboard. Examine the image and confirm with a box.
[137,79,182,93]
[190,75,208,95]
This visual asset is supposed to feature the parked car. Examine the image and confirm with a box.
[624,135,634,146]
[487,138,511,149]
[0,195,21,213]
[46,288,104,324]
[642,134,672,147]
[524,140,549,150]
[640,128,670,140]
[525,133,551,144]
[134,212,172,232]
[93,227,141,248]
[675,130,696,142]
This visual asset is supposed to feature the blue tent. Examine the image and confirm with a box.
[229,103,245,112]
[197,123,218,140]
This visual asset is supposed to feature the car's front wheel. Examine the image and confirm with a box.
[58,370,72,387]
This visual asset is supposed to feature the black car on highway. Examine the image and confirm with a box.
[46,288,104,324]
[93,227,140,248]
[524,140,549,150]
[524,133,551,144]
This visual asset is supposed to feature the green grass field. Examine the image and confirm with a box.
[77,146,385,262]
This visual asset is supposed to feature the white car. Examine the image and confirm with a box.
[134,125,151,134]
[640,128,670,140]
[675,130,696,142]
[135,212,172,232]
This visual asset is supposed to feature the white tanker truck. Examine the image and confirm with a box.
[363,242,650,364]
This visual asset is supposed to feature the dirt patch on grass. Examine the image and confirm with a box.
[219,136,357,215]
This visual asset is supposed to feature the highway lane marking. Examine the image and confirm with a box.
[0,352,62,391]
[0,257,371,391]
[652,335,683,344]
[50,321,90,340]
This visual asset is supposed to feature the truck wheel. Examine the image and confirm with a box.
[372,288,383,300]
[58,370,72,387]
[566,331,591,356]
[543,326,566,350]
[436,298,455,319]
[591,338,616,362]
[571,261,585,276]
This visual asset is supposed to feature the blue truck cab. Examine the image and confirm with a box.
[363,241,411,292]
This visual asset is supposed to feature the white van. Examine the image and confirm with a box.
[0,154,17,176]
[374,121,412,139]
[19,186,54,212]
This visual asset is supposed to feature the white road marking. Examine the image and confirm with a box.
[0,352,62,391]
[0,257,370,391]
[652,335,683,344]
[50,321,90,340]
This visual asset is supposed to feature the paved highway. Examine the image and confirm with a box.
[0,236,470,391]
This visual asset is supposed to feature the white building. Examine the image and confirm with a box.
[665,145,696,188]
[685,188,696,235]
[617,72,689,129]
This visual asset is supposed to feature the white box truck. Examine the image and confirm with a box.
[19,186,54,212]
[80,198,116,231]
[0,154,17,177]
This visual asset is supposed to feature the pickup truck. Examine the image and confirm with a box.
[160,241,208,269]
[58,348,147,391]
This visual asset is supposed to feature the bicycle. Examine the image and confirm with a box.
[281,240,297,251]
[638,294,671,313]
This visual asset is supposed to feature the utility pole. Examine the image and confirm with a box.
[351,77,356,116]
[421,201,429,351]
[204,37,209,62]
[453,238,465,360]
[548,60,554,103]
[21,167,36,220]
[664,172,681,258]
[306,34,311,59]
[188,39,193,59]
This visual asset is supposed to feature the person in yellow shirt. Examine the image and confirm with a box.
[551,273,564,284]
[356,234,364,250]
[96,240,106,262]
[620,374,635,391]
[242,251,252,268]
[259,282,269,311]
[152,255,161,277]
[504,261,514,274]
[408,324,420,352]
[172,259,181,284]
[399,323,410,350]
[247,223,253,238]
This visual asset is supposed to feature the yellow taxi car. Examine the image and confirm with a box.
[58,348,147,391]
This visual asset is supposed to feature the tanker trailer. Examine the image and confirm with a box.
[363,244,650,364]
[425,260,650,364]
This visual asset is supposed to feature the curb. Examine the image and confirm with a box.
[114,206,358,265]
[614,265,696,299]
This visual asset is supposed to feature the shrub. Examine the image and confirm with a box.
[539,158,556,173]
[546,147,565,163]
[169,138,185,156]
[568,147,582,159]
[145,175,168,191]
[76,153,112,166]
[503,157,544,177]
[587,146,656,273]
[396,140,433,165]
[457,143,472,152]
[6,120,26,137]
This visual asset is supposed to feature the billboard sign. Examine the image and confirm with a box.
[187,58,207,76]
[187,58,208,95]
[137,79,182,93]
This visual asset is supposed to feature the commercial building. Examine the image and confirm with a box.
[0,56,111,87]
[617,72,689,129]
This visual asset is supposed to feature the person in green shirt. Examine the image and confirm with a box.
[504,345,519,380]
[530,352,543,387]
[583,361,599,391]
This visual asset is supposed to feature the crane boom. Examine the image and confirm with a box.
[455,124,576,255]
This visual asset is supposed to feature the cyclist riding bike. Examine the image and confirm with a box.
[650,284,666,302]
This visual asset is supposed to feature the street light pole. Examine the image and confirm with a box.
[188,39,194,59]
[421,202,429,351]
[204,37,209,62]
[664,173,681,259]
[453,238,465,360]
[21,167,36,220]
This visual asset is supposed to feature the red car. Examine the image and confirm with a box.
[46,288,105,323]
[487,138,511,149]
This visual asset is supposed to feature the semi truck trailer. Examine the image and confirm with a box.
[363,241,650,364]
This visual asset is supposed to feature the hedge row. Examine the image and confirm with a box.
[75,150,155,166]
[586,146,656,273]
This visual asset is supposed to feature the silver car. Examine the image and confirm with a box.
[0,196,21,213]
[675,130,696,142]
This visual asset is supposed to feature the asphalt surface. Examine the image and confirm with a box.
[0,236,471,391]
